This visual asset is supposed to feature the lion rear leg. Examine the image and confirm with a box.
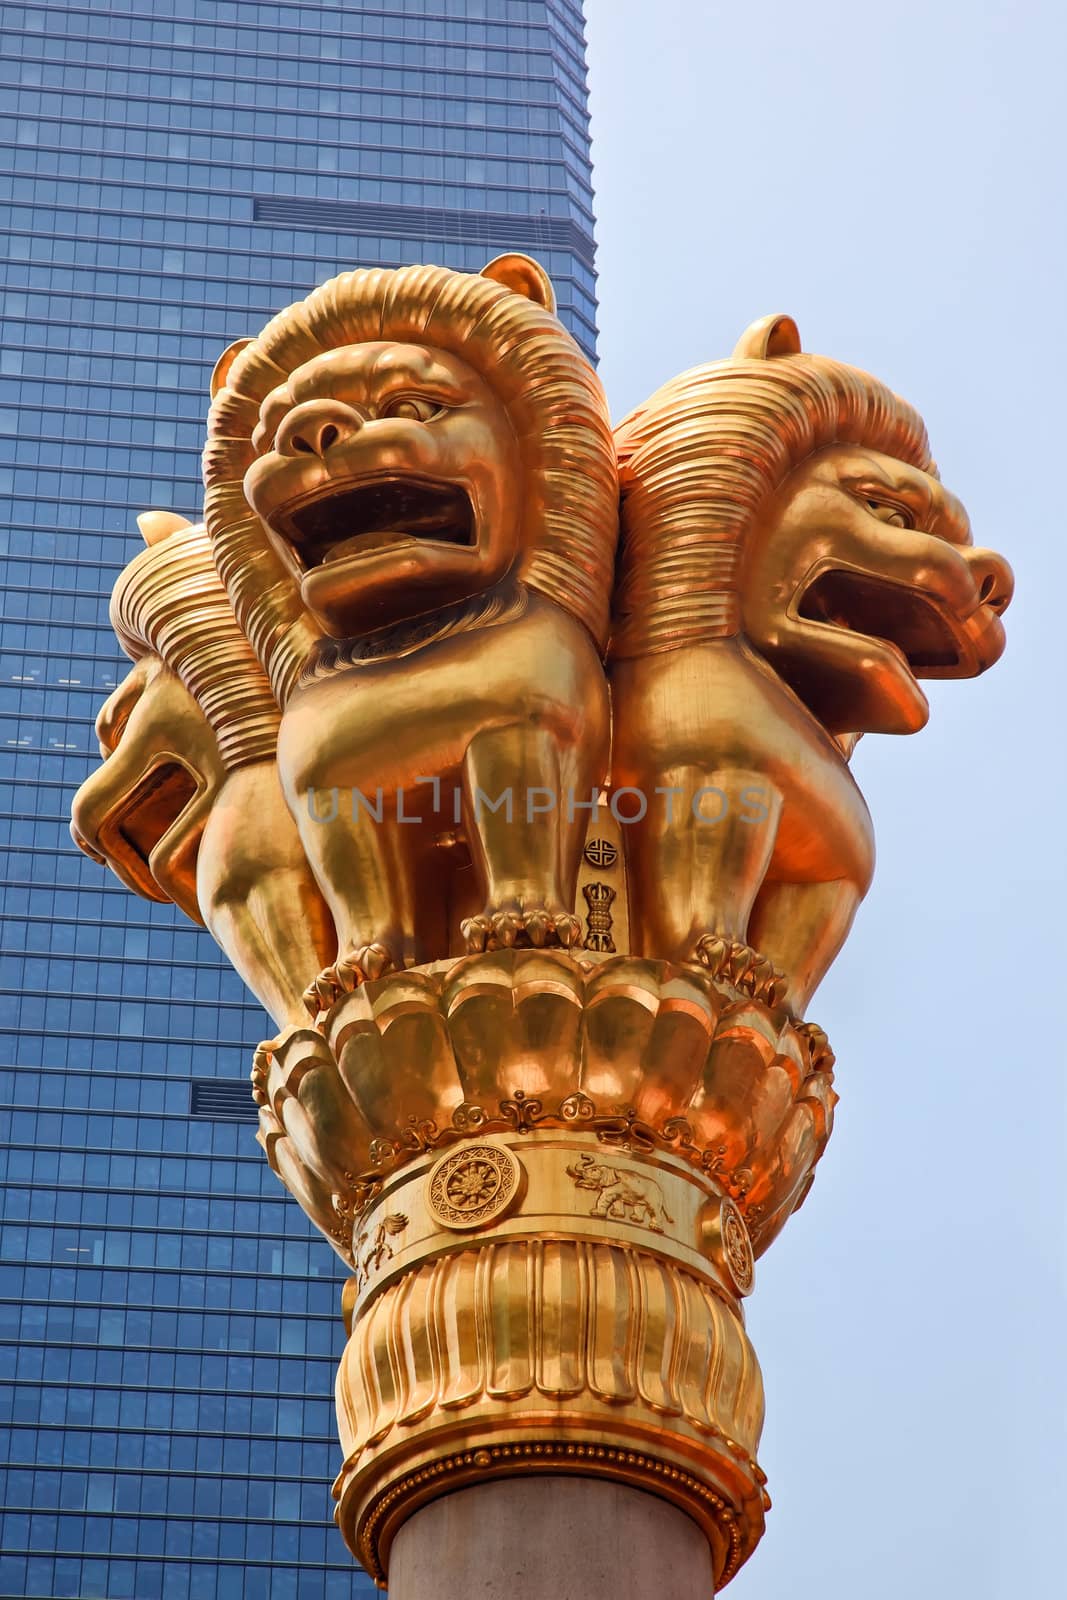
[460,723,584,952]
[747,878,863,1017]
[623,765,783,972]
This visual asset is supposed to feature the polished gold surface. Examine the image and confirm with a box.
[611,315,1012,1014]
[204,255,618,998]
[69,514,334,1028]
[253,950,834,1265]
[255,949,823,1583]
[70,258,1011,1590]
[334,1151,768,1588]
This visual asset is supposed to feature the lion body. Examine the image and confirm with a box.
[71,522,335,1027]
[280,591,609,970]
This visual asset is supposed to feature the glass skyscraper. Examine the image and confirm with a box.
[0,3,597,1596]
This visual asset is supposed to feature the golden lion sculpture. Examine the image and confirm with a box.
[71,286,1014,1029]
[610,314,1013,1013]
[203,254,618,1000]
[70,512,334,1029]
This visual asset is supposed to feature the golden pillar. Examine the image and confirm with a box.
[72,259,1011,1593]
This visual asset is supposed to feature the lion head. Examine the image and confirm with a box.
[70,511,280,918]
[70,653,223,926]
[203,254,618,698]
[612,315,1013,735]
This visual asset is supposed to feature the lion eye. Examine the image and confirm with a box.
[865,498,911,529]
[384,397,440,422]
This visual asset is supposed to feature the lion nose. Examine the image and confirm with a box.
[963,547,1014,615]
[275,399,363,460]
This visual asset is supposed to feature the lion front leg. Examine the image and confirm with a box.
[299,811,420,1014]
[459,722,592,953]
[198,763,336,1030]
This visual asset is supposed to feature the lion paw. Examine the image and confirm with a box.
[250,1040,273,1103]
[462,904,581,953]
[694,934,786,1005]
[302,942,398,1015]
[797,1021,835,1073]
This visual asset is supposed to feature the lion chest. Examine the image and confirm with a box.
[277,598,598,802]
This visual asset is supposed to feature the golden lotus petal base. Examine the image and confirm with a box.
[254,948,838,1264]
[332,1130,767,1589]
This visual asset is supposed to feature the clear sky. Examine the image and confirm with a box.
[584,2,1065,1594]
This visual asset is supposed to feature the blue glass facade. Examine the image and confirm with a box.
[0,3,597,1596]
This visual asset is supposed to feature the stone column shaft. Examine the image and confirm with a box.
[388,1478,716,1600]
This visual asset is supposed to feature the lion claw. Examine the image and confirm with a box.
[250,1040,273,1102]
[694,934,785,1005]
[463,903,582,953]
[303,971,338,1016]
[694,933,732,979]
[302,943,398,1015]
[490,909,523,948]
[727,946,755,986]
[461,914,491,954]
[349,942,394,983]
[798,1021,835,1073]
[520,908,552,946]
[763,971,788,1007]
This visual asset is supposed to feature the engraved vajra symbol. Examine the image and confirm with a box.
[583,880,617,952]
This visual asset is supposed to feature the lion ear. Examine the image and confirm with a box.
[733,315,802,360]
[480,253,556,313]
[210,337,255,399]
[136,510,193,547]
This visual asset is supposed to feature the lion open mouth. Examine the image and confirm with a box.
[87,758,200,902]
[799,569,963,672]
[277,479,475,569]
[103,761,198,868]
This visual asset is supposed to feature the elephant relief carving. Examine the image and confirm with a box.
[566,1153,675,1234]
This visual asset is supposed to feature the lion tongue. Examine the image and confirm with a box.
[323,529,409,561]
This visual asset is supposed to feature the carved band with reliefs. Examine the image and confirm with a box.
[332,1131,767,1589]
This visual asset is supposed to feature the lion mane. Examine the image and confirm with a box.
[109,518,280,771]
[203,263,618,702]
[611,315,944,657]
